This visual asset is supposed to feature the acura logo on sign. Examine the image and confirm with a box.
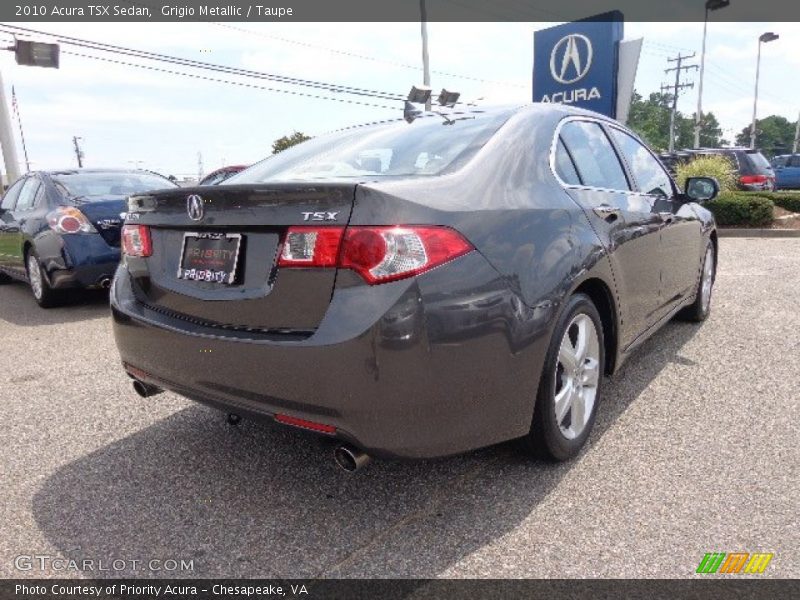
[186,194,204,221]
[550,34,593,84]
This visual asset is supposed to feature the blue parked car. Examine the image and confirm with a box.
[771,154,800,190]
[0,169,177,307]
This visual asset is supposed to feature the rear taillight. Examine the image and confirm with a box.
[740,174,768,184]
[279,226,344,266]
[121,224,152,257]
[46,207,96,234]
[278,225,473,284]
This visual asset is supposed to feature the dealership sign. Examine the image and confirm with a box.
[533,12,624,118]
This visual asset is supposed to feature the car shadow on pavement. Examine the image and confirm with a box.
[0,282,110,327]
[31,321,700,579]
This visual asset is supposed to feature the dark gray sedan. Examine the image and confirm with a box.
[110,104,718,469]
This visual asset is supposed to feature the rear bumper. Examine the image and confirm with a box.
[110,253,554,459]
[40,234,120,289]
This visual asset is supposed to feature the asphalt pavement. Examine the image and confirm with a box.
[0,238,798,579]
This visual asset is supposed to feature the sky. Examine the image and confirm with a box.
[0,20,797,179]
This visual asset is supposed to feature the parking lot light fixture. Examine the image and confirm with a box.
[750,32,779,149]
[437,89,461,107]
[694,0,730,149]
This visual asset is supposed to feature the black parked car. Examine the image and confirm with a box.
[111,105,719,468]
[0,169,177,307]
[664,147,775,191]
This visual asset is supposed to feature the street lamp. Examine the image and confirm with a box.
[750,32,779,149]
[694,0,730,149]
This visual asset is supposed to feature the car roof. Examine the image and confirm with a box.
[41,168,163,176]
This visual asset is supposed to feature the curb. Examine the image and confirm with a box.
[718,228,800,238]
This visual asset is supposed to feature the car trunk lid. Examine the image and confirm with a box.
[72,196,127,247]
[124,183,355,332]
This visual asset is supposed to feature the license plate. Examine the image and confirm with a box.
[177,232,242,285]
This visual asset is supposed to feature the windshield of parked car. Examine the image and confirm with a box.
[229,109,515,182]
[52,172,177,199]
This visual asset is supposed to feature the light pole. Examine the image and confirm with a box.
[750,32,779,150]
[694,0,729,149]
[419,0,431,111]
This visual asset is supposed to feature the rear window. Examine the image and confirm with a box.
[52,172,177,199]
[745,151,773,173]
[229,110,515,182]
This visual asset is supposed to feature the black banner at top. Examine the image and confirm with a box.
[2,0,800,22]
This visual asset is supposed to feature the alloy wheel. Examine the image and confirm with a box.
[27,253,43,300]
[554,313,600,440]
[700,246,714,312]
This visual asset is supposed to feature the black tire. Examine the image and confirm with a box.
[25,249,62,308]
[520,293,605,461]
[0,270,12,284]
[678,240,715,323]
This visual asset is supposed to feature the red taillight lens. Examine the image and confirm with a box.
[121,224,152,257]
[279,226,344,266]
[341,226,473,284]
[278,225,473,284]
[740,174,768,184]
[46,207,96,234]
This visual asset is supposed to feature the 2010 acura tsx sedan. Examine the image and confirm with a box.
[111,104,719,469]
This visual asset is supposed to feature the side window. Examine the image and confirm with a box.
[559,121,630,191]
[609,128,673,197]
[1,179,25,210]
[790,156,800,167]
[554,137,581,185]
[772,156,787,168]
[15,178,41,211]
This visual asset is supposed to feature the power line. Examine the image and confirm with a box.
[55,48,401,111]
[210,23,526,89]
[0,24,407,103]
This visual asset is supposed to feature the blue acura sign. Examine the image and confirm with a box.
[533,12,624,118]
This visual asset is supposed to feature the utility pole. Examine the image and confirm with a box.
[11,86,29,172]
[419,0,431,111]
[197,152,204,181]
[793,110,800,154]
[0,70,21,185]
[72,136,84,168]
[662,53,698,153]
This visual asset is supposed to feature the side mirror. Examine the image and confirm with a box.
[684,176,719,203]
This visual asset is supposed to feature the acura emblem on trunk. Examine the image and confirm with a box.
[187,194,204,221]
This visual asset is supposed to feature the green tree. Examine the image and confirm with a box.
[272,131,311,154]
[627,90,726,151]
[735,115,797,157]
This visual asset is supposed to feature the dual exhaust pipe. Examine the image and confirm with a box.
[130,380,370,472]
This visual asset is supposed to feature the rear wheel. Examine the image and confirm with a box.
[0,270,11,284]
[678,241,715,322]
[521,293,605,461]
[26,249,62,308]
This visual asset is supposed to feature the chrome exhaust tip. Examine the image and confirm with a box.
[333,444,371,473]
[99,277,112,289]
[132,379,163,398]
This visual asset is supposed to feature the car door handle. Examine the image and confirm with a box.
[593,205,620,221]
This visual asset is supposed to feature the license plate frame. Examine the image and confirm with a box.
[177,232,242,285]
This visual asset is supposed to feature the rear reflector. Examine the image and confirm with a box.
[278,225,473,284]
[275,413,336,434]
[121,224,152,257]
